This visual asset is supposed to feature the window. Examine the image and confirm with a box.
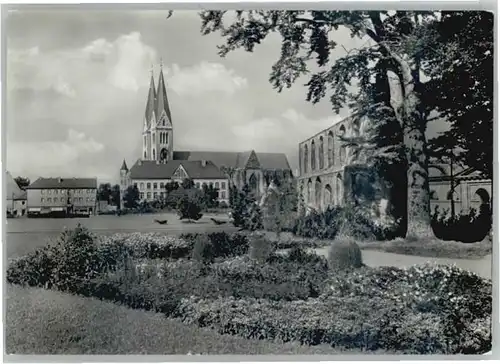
[54,190,58,195]
[160,182,164,189]
[304,144,309,173]
[144,151,147,159]
[134,183,138,188]
[152,149,156,160]
[153,133,155,144]
[430,190,439,200]
[215,182,220,189]
[311,140,316,171]
[196,182,200,189]
[153,182,158,189]
[79,197,83,202]
[48,189,52,195]
[146,183,151,189]
[140,192,144,199]
[87,198,90,202]
[41,190,45,195]
[47,197,52,202]
[61,190,65,194]
[140,183,144,190]
[221,182,226,190]
[61,197,65,203]
[41,198,45,203]
[319,136,324,169]
[147,192,151,199]
[209,182,214,188]
[220,191,226,199]
[153,192,158,199]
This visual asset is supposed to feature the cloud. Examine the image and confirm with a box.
[7,129,106,180]
[166,62,248,96]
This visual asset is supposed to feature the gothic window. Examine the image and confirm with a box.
[144,136,146,146]
[339,146,345,165]
[249,173,258,194]
[144,151,147,159]
[152,149,156,160]
[307,179,312,202]
[336,173,343,205]
[165,132,168,144]
[328,131,334,167]
[311,140,316,171]
[324,184,332,208]
[160,148,168,163]
[304,145,309,173]
[153,134,155,144]
[319,136,324,170]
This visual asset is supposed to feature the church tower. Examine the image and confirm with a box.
[142,69,156,160]
[151,62,174,163]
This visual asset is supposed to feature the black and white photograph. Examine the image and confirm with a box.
[3,5,495,357]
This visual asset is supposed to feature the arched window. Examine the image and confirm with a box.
[307,179,312,203]
[311,140,316,171]
[327,131,334,167]
[324,184,332,208]
[299,146,303,175]
[319,136,324,170]
[339,146,345,165]
[140,183,144,190]
[430,190,439,200]
[304,144,309,173]
[152,133,155,144]
[336,173,343,205]
[165,132,168,144]
[315,177,322,209]
[152,149,156,160]
[146,182,151,189]
[143,151,147,159]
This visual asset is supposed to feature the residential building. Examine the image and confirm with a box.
[6,171,27,217]
[120,64,293,205]
[26,177,98,216]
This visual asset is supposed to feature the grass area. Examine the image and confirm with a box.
[261,231,492,260]
[5,284,390,355]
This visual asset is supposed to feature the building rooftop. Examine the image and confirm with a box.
[129,159,227,180]
[26,177,98,190]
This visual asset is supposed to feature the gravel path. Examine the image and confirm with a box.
[313,247,492,279]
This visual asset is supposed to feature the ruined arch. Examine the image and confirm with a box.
[307,179,312,204]
[304,144,309,173]
[324,184,332,209]
[311,140,316,171]
[319,136,324,170]
[327,131,334,167]
[315,177,322,209]
[336,173,343,205]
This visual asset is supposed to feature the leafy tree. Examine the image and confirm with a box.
[123,185,140,209]
[177,194,203,222]
[97,183,112,203]
[110,184,121,207]
[177,10,491,238]
[231,183,262,229]
[165,181,180,194]
[14,176,30,190]
[181,178,195,190]
[424,11,493,180]
[202,184,220,209]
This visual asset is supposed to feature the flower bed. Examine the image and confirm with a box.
[6,226,492,354]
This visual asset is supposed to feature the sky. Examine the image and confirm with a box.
[5,9,448,184]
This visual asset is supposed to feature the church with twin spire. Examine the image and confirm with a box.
[119,63,294,206]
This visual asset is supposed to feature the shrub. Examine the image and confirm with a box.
[192,235,213,263]
[219,201,229,209]
[177,195,203,222]
[249,234,276,262]
[431,207,492,243]
[327,239,363,272]
[180,232,250,260]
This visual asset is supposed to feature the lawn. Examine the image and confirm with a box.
[5,284,390,355]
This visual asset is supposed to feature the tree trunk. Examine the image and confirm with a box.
[386,51,434,238]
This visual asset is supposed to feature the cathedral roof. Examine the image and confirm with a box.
[129,160,226,180]
[156,68,173,125]
[173,150,291,171]
[144,73,157,126]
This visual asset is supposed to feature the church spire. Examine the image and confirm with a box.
[144,66,157,126]
[156,59,172,126]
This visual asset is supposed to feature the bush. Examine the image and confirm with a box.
[192,235,213,263]
[327,239,363,272]
[432,207,492,243]
[180,232,250,260]
[177,195,203,222]
[249,234,276,262]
